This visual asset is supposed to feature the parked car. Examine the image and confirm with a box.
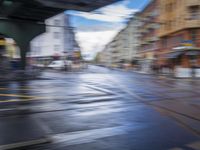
[32,63,45,68]
[47,60,72,70]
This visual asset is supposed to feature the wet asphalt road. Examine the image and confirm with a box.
[0,65,200,150]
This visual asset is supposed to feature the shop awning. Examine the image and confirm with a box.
[173,46,200,51]
[165,51,183,58]
[185,51,200,56]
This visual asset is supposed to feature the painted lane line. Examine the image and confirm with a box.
[0,88,38,91]
[0,98,35,103]
[0,94,35,98]
[0,88,8,90]
[0,138,51,150]
[0,96,52,103]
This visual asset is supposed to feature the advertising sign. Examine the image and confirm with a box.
[181,40,193,47]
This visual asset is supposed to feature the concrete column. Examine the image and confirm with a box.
[0,19,45,69]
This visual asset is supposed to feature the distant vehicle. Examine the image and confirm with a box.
[32,63,45,68]
[47,60,72,70]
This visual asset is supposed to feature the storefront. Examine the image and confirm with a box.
[138,52,155,73]
[162,46,200,78]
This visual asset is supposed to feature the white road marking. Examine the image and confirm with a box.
[0,138,50,150]
[52,126,128,146]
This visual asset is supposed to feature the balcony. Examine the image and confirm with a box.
[185,19,200,28]
[186,0,200,7]
[147,23,160,30]
[148,37,159,42]
[140,41,149,45]
[112,50,119,54]
[139,28,148,34]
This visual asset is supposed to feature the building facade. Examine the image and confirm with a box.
[136,0,200,77]
[158,0,200,70]
[31,13,80,62]
[137,0,160,73]
[121,17,141,62]
[99,0,200,77]
[98,17,141,67]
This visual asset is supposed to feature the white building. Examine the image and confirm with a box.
[99,43,113,66]
[124,17,141,61]
[99,16,141,66]
[31,13,80,60]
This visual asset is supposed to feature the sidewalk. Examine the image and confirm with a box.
[111,67,200,81]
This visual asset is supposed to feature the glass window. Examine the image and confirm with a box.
[53,32,60,39]
[54,19,60,26]
[189,6,199,20]
[162,38,167,48]
[54,45,60,51]
[46,27,51,32]
[190,30,197,45]
[165,3,173,12]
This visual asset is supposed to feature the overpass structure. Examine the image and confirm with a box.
[0,0,121,69]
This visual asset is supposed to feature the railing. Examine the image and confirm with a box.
[186,0,199,6]
[185,19,200,28]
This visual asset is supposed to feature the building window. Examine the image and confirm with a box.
[54,19,60,26]
[54,45,60,51]
[164,21,171,30]
[46,27,51,32]
[190,30,197,45]
[165,3,173,12]
[32,46,41,55]
[188,6,199,20]
[162,38,167,48]
[53,32,60,39]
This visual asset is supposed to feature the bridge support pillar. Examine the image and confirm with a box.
[0,19,45,69]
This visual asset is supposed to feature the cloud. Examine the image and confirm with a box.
[75,30,120,58]
[71,0,138,60]
[76,22,124,32]
[73,1,138,23]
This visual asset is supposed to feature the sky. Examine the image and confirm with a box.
[67,0,150,60]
